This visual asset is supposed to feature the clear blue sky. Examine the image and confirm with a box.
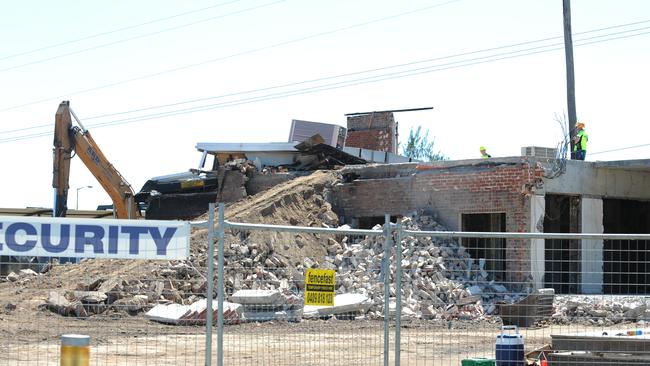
[0,0,648,210]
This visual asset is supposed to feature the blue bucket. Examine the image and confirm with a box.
[495,325,524,366]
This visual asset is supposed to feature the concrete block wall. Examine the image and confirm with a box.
[332,161,545,283]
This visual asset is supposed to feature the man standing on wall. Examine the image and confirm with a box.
[572,121,588,160]
[480,146,491,158]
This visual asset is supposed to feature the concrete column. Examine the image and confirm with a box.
[581,197,604,294]
[530,195,545,290]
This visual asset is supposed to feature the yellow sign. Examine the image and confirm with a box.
[304,269,335,306]
[180,179,205,189]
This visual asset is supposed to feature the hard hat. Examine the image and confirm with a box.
[480,146,486,151]
[577,121,585,128]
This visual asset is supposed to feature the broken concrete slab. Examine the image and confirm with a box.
[47,291,87,317]
[231,289,282,305]
[178,299,242,325]
[18,269,38,277]
[112,295,149,313]
[73,291,108,304]
[241,309,302,322]
[145,303,190,324]
[6,272,19,282]
[145,299,242,325]
[303,293,371,318]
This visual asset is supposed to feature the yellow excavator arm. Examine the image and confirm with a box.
[52,101,140,219]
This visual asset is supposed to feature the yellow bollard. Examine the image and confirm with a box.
[60,334,90,366]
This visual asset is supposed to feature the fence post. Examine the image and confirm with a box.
[383,214,391,366]
[205,203,215,366]
[217,203,226,366]
[395,222,403,366]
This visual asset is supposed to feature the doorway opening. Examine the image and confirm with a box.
[355,216,399,229]
[544,194,581,294]
[461,213,506,281]
[603,199,650,294]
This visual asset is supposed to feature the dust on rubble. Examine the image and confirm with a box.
[0,170,343,331]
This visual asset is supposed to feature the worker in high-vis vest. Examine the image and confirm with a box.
[572,121,588,160]
[480,146,491,158]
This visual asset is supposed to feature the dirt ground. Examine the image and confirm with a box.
[0,314,626,365]
[0,170,636,364]
[0,170,341,322]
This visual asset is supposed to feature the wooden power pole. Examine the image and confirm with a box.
[563,0,577,157]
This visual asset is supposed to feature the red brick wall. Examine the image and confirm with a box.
[345,112,396,153]
[345,128,394,152]
[332,162,544,284]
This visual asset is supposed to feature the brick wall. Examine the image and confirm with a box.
[345,112,396,153]
[345,129,394,153]
[332,161,545,283]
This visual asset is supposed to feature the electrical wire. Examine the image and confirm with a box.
[0,0,284,73]
[590,143,650,156]
[0,20,650,139]
[2,18,648,137]
[0,0,463,113]
[1,27,648,146]
[1,27,649,143]
[0,0,243,62]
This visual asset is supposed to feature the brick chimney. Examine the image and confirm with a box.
[345,112,397,153]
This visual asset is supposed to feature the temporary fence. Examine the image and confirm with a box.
[0,217,204,366]
[2,204,650,365]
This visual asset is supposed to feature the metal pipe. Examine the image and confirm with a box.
[383,214,390,366]
[189,220,209,228]
[204,203,215,366]
[226,221,380,236]
[395,222,403,366]
[403,230,650,241]
[127,196,132,219]
[69,107,88,132]
[217,203,226,366]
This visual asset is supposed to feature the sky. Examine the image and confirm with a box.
[0,0,648,211]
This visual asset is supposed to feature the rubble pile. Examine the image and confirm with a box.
[46,263,209,317]
[5,269,40,284]
[552,295,650,325]
[40,212,526,322]
[329,215,523,321]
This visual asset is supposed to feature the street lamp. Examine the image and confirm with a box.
[76,185,93,210]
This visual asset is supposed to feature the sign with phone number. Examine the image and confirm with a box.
[304,268,335,306]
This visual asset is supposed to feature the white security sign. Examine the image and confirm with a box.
[0,216,190,260]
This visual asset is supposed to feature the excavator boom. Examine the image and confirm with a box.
[52,101,140,219]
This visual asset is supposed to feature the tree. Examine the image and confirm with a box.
[401,126,447,161]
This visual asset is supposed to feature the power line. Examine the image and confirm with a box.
[1,19,647,136]
[590,143,650,156]
[0,0,463,113]
[1,26,648,145]
[0,0,243,62]
[0,0,284,73]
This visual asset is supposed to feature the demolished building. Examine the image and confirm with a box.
[330,157,650,295]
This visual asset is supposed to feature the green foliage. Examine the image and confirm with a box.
[401,126,447,161]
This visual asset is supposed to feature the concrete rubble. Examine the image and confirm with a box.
[30,169,554,325]
[6,269,40,284]
[42,212,535,324]
[145,299,242,325]
[303,293,371,318]
[230,289,303,323]
[552,295,650,326]
[327,215,527,321]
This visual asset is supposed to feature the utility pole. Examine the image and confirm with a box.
[563,0,577,157]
